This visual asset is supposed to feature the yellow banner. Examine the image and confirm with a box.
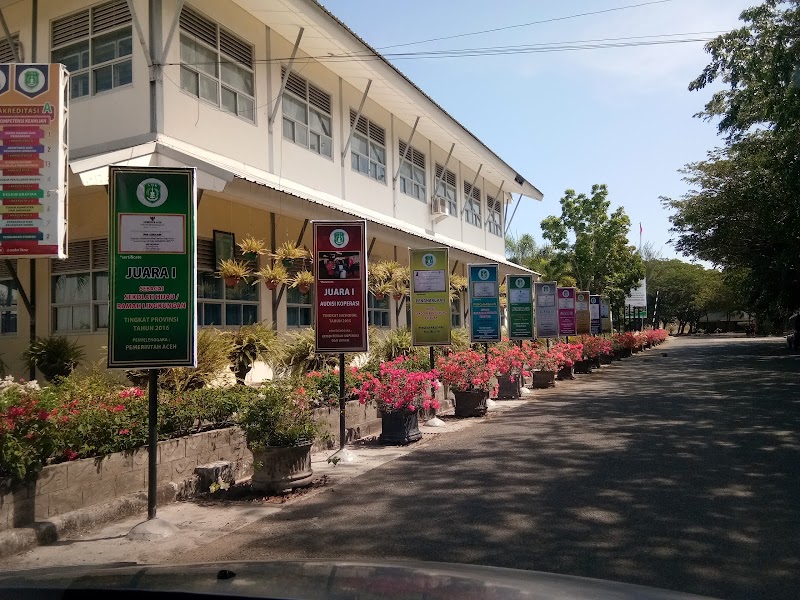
[410,248,451,346]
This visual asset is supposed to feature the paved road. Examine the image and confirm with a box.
[177,337,800,599]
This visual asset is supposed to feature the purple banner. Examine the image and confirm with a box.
[557,287,577,336]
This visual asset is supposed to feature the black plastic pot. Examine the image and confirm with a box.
[453,389,488,418]
[379,410,422,445]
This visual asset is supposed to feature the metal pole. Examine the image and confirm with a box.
[339,353,346,450]
[484,342,489,363]
[429,346,435,371]
[147,368,158,520]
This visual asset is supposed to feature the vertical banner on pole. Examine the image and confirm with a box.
[557,287,577,337]
[468,263,500,343]
[576,290,591,335]
[590,295,601,334]
[313,221,368,353]
[108,167,197,368]
[506,273,533,340]
[409,248,450,346]
[534,281,558,338]
[600,296,612,333]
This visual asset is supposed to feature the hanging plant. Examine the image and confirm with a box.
[291,270,315,294]
[390,266,409,301]
[370,280,393,301]
[273,241,309,269]
[238,236,267,262]
[256,262,289,290]
[217,258,252,287]
[449,274,467,301]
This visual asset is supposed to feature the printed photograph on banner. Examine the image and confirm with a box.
[318,251,362,280]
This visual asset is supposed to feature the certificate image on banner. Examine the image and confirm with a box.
[472,280,496,298]
[535,281,558,338]
[410,248,450,346]
[469,263,500,343]
[506,274,533,340]
[119,214,186,253]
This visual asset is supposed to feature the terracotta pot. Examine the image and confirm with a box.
[392,291,404,301]
[251,443,313,494]
[265,280,278,290]
[298,283,311,294]
[224,276,240,288]
[375,292,385,301]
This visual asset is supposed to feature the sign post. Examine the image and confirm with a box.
[534,281,558,339]
[506,274,533,340]
[108,166,197,540]
[557,287,577,338]
[590,295,601,334]
[468,263,500,343]
[313,221,367,461]
[410,248,450,347]
[576,290,591,335]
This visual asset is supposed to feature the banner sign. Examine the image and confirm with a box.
[468,263,500,343]
[557,287,577,336]
[590,295,601,334]
[410,248,450,346]
[108,167,197,368]
[313,220,368,353]
[0,64,68,258]
[576,290,591,335]
[506,274,533,339]
[625,279,647,308]
[534,281,558,338]
[600,296,612,333]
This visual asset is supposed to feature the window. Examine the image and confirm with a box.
[399,141,426,201]
[179,6,255,121]
[51,240,107,332]
[487,195,503,236]
[451,297,462,328]
[435,164,457,216]
[368,292,390,327]
[0,34,21,63]
[463,181,482,227]
[282,67,332,158]
[0,261,17,335]
[51,1,133,99]
[286,286,313,328]
[350,110,386,183]
[197,239,259,326]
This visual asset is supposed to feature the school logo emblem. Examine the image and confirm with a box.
[136,178,168,208]
[478,268,490,281]
[542,285,550,293]
[16,66,47,97]
[330,229,348,248]
[562,289,570,298]
[423,253,436,267]
[515,277,525,288]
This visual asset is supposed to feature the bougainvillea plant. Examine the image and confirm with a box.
[353,356,440,414]
[437,350,494,393]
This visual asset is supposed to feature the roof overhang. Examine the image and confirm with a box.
[68,136,537,276]
[230,0,543,202]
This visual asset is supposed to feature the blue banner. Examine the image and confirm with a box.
[468,263,500,343]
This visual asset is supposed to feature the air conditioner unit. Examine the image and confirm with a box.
[430,195,447,216]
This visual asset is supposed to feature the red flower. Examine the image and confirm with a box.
[64,449,78,461]
[118,428,130,435]
[37,409,49,421]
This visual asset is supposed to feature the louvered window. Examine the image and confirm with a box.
[281,67,332,158]
[350,109,386,183]
[50,239,108,332]
[179,6,255,122]
[398,141,426,202]
[435,164,457,216]
[463,181,482,227]
[196,239,259,327]
[0,34,21,63]
[51,0,132,99]
[486,195,502,236]
[0,260,17,335]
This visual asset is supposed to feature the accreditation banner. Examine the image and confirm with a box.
[600,296,612,333]
[468,263,500,343]
[557,287,577,336]
[534,281,558,338]
[576,290,591,335]
[0,64,69,258]
[108,167,197,368]
[506,274,533,340]
[590,295,601,334]
[410,248,450,346]
[313,221,368,353]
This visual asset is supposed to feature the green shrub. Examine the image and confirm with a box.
[22,336,85,382]
[237,380,319,449]
[228,323,278,384]
[277,328,341,378]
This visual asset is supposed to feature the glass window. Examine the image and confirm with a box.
[287,286,312,328]
[399,143,426,202]
[487,197,503,236]
[282,70,333,158]
[50,240,108,333]
[198,272,258,327]
[464,184,482,227]
[51,6,132,99]
[0,279,17,335]
[451,297,462,328]
[351,118,386,183]
[368,292,390,328]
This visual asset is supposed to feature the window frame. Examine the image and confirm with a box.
[367,292,390,328]
[50,1,134,100]
[178,7,256,123]
[286,285,313,328]
[398,141,426,202]
[50,239,108,333]
[435,164,458,216]
[451,296,462,328]
[281,68,333,159]
[463,182,482,227]
[0,277,18,336]
[350,111,387,184]
[487,195,503,236]
[197,271,259,328]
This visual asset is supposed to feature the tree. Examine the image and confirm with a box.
[540,184,644,311]
[665,1,800,328]
[505,233,573,284]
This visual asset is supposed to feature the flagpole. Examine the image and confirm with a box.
[639,222,642,252]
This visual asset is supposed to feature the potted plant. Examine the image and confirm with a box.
[369,280,393,301]
[238,236,267,262]
[217,258,252,287]
[449,275,468,300]
[256,262,288,290]
[22,336,85,382]
[437,350,492,417]
[228,323,278,384]
[528,345,560,388]
[237,380,319,493]
[489,342,527,399]
[273,241,309,269]
[390,266,409,301]
[354,356,440,445]
[291,270,314,294]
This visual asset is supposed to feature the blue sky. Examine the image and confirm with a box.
[321,0,754,259]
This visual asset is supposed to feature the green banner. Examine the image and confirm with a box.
[108,167,197,368]
[410,248,450,346]
[506,274,533,339]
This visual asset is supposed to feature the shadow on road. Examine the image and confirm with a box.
[208,338,800,600]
